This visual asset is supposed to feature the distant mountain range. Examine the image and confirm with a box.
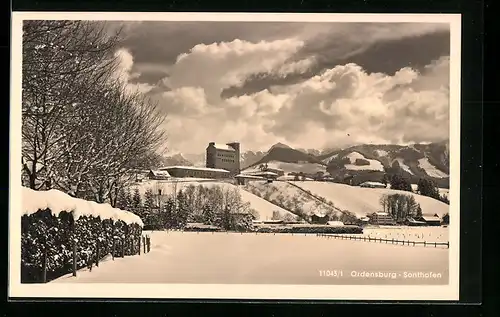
[158,140,450,188]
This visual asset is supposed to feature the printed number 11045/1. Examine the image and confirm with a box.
[318,270,344,277]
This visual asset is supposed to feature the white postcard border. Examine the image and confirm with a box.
[9,12,461,301]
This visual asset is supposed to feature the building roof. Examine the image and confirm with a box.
[407,217,426,224]
[211,143,236,151]
[244,171,279,176]
[235,174,265,179]
[421,215,441,221]
[360,181,386,187]
[160,166,230,173]
[149,170,171,177]
[312,212,328,218]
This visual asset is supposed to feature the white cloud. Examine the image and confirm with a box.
[114,48,155,94]
[119,38,450,154]
[166,38,313,103]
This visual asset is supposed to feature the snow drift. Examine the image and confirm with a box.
[22,187,143,226]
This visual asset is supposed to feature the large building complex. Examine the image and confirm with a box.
[206,142,241,176]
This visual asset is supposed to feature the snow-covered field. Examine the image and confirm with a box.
[244,180,339,217]
[361,226,448,243]
[345,152,384,172]
[130,180,295,221]
[52,231,448,285]
[244,160,327,174]
[292,181,449,218]
[417,158,449,178]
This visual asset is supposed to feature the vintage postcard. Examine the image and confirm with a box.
[9,12,461,301]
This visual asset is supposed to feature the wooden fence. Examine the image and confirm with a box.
[40,235,152,283]
[317,233,449,248]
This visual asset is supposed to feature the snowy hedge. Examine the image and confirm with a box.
[253,224,363,234]
[21,187,143,283]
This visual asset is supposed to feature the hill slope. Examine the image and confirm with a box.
[292,181,449,218]
[130,180,296,221]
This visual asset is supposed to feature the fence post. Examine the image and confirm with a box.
[379,238,381,243]
[434,242,437,248]
[146,236,151,253]
[447,242,449,249]
[413,241,415,246]
[42,243,48,283]
[72,238,77,277]
[121,238,125,257]
[392,238,394,244]
[424,241,427,247]
[112,236,115,260]
[95,238,101,267]
[143,236,146,253]
[138,236,141,255]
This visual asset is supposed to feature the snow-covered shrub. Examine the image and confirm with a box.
[21,188,143,283]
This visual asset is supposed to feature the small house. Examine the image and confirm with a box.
[418,214,442,226]
[368,212,396,225]
[359,181,387,188]
[405,217,427,226]
[310,213,329,224]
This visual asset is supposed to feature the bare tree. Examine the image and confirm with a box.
[22,20,122,190]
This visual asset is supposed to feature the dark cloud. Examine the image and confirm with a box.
[221,30,450,98]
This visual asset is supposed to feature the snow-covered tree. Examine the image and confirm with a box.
[143,188,155,209]
[132,188,141,208]
[22,21,121,191]
[22,21,167,203]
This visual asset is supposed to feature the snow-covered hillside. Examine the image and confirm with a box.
[395,158,413,175]
[417,158,449,178]
[130,180,295,221]
[345,152,384,171]
[321,153,338,164]
[374,149,389,157]
[292,181,449,218]
[244,181,340,218]
[243,160,327,175]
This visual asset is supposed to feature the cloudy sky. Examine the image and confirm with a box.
[110,21,451,155]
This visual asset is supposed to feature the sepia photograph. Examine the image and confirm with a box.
[9,12,461,300]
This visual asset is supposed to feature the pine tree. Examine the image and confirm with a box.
[390,174,412,191]
[144,188,155,209]
[175,190,189,228]
[116,187,132,209]
[382,174,389,186]
[132,187,142,208]
[202,204,216,225]
[417,178,440,199]
[163,198,175,229]
[415,204,423,218]
[442,213,449,224]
